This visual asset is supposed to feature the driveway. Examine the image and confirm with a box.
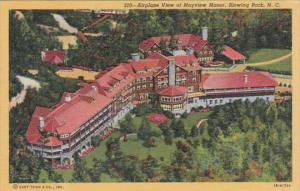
[9,75,41,109]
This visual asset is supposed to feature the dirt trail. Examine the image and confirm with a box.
[52,13,78,34]
[196,119,208,128]
[231,53,292,72]
[9,75,41,109]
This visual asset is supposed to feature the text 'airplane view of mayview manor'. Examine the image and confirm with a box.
[25,28,277,166]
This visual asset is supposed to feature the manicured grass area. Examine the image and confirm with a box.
[54,169,74,182]
[53,111,211,182]
[38,169,52,183]
[182,112,211,130]
[120,135,178,164]
[252,57,292,73]
[246,49,291,63]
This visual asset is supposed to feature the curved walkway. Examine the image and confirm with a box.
[196,119,208,128]
[119,133,137,142]
[231,53,292,72]
[9,75,41,109]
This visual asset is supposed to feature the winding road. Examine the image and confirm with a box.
[231,53,292,72]
[9,75,41,109]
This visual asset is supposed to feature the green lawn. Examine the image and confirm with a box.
[120,135,179,163]
[253,57,292,73]
[182,112,211,130]
[51,111,210,182]
[246,49,291,63]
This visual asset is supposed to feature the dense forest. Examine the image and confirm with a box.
[9,9,292,182]
[67,9,291,70]
[10,10,291,71]
[68,99,292,182]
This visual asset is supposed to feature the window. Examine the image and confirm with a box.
[142,78,146,82]
[158,85,161,88]
[192,78,196,82]
[220,99,223,104]
[142,85,146,89]
[215,100,218,104]
[150,83,153,87]
[209,100,212,104]
[137,86,140,90]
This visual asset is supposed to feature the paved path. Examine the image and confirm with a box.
[9,75,41,109]
[119,133,137,142]
[196,119,208,128]
[231,53,292,72]
[52,13,78,33]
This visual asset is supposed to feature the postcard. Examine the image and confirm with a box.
[0,0,299,191]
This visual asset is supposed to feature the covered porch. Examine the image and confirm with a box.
[222,45,246,65]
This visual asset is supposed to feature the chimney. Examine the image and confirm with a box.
[202,27,208,41]
[91,85,98,92]
[39,116,45,131]
[168,59,176,86]
[131,53,140,62]
[65,95,71,102]
[244,74,248,83]
[187,47,194,55]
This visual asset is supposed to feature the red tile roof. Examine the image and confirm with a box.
[139,34,208,52]
[129,59,162,72]
[94,64,136,98]
[45,137,63,146]
[25,106,53,145]
[202,72,277,90]
[41,50,64,64]
[50,89,112,135]
[26,84,113,145]
[169,54,201,71]
[148,52,201,72]
[222,45,246,60]
[158,85,187,96]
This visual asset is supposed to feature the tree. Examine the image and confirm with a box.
[169,35,178,50]
[119,114,135,141]
[190,125,199,137]
[105,138,122,160]
[170,120,186,137]
[266,104,278,126]
[91,136,100,147]
[142,155,159,181]
[148,92,160,105]
[137,118,152,141]
[88,159,102,182]
[71,153,91,182]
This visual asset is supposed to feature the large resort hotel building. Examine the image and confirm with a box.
[26,31,277,165]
